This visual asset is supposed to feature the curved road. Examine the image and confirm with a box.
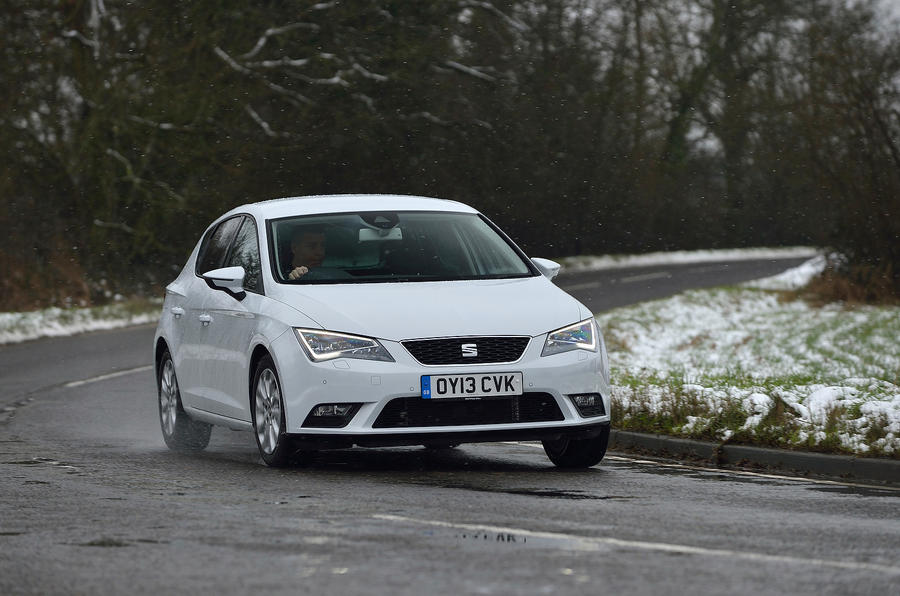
[1,257,898,595]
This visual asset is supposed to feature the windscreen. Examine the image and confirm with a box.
[269,211,534,284]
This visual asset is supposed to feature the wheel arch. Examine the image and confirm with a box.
[248,343,272,404]
[154,337,170,389]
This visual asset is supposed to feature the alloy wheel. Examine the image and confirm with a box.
[159,359,179,437]
[254,368,282,455]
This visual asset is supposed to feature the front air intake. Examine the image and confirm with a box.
[372,393,564,428]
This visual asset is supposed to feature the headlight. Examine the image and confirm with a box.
[294,328,394,362]
[541,318,597,357]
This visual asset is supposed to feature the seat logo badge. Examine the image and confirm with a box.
[461,343,478,358]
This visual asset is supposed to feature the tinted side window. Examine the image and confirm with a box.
[225,217,262,293]
[196,217,242,275]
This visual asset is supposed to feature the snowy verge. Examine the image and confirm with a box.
[597,257,900,457]
[560,246,819,273]
[742,254,827,290]
[0,300,161,345]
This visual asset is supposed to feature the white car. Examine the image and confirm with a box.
[153,195,611,467]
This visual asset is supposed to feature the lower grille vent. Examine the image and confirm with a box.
[373,393,564,428]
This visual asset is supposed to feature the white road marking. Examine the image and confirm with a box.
[604,455,900,491]
[373,514,900,575]
[502,442,900,491]
[686,264,732,274]
[618,271,671,284]
[63,365,154,388]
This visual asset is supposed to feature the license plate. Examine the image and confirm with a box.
[421,372,523,399]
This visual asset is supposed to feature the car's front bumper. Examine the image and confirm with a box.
[271,331,611,447]
[287,420,611,450]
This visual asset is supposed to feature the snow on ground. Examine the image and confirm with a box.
[597,257,900,456]
[0,302,160,345]
[560,246,819,272]
[743,254,827,290]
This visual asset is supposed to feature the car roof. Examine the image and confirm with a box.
[222,194,479,222]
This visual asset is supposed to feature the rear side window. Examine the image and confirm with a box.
[225,217,262,293]
[196,217,242,275]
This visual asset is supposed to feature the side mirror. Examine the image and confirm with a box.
[202,266,246,300]
[531,257,561,280]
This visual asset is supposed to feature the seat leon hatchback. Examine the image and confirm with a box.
[153,195,611,467]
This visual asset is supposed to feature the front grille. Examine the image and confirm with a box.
[402,336,530,365]
[372,392,564,428]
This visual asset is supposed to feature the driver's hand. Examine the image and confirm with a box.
[288,266,309,280]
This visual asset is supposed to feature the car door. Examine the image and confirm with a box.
[176,215,243,411]
[194,216,265,422]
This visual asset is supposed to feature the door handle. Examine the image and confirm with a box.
[170,306,185,319]
[198,313,212,326]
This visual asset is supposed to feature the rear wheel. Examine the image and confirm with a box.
[251,355,295,467]
[542,425,609,468]
[158,351,211,452]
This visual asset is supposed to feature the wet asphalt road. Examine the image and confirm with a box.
[2,257,899,595]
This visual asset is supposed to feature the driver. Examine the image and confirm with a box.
[288,226,326,280]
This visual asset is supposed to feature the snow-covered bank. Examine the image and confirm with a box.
[0,301,160,345]
[597,257,900,457]
[560,246,819,272]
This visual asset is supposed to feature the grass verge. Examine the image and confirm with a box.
[597,286,900,458]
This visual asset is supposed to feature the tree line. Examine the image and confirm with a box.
[1,0,898,310]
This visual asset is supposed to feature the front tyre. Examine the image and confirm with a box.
[542,425,610,468]
[251,355,295,467]
[158,351,211,452]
